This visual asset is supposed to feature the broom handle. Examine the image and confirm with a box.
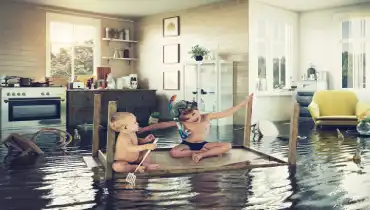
[134,138,159,172]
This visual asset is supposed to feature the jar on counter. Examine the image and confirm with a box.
[124,29,130,40]
[105,28,111,38]
[119,30,125,40]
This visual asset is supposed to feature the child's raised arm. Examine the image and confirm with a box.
[138,121,177,133]
[206,94,253,120]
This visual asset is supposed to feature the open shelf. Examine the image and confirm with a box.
[102,38,138,43]
[102,57,137,61]
[102,56,137,65]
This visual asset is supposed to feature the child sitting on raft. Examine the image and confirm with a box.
[138,95,252,163]
[111,112,159,173]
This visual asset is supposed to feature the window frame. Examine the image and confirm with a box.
[255,20,293,90]
[46,13,101,80]
[340,18,370,89]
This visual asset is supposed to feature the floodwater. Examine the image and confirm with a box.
[1,122,370,210]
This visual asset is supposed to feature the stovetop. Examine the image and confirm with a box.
[1,87,66,98]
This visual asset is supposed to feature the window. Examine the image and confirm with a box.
[341,18,370,89]
[46,13,101,80]
[256,20,293,90]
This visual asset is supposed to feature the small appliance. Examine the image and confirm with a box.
[118,74,138,89]
[71,82,85,89]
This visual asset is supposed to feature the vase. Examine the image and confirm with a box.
[195,56,203,61]
[356,120,370,135]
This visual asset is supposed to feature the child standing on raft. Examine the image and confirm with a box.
[111,112,159,173]
[138,94,253,163]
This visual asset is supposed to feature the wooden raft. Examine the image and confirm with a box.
[84,94,299,180]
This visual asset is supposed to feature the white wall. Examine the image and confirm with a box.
[136,0,249,122]
[299,2,370,90]
[249,1,299,92]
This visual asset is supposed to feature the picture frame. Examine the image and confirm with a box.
[163,44,180,64]
[163,70,180,90]
[163,16,180,37]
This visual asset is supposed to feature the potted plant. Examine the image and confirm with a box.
[189,45,209,61]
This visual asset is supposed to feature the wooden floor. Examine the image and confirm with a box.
[83,147,287,178]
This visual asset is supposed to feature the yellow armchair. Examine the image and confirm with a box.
[308,90,370,126]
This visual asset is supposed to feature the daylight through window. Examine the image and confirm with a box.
[341,18,369,89]
[256,20,293,90]
[46,13,100,80]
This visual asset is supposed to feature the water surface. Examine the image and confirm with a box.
[1,122,370,210]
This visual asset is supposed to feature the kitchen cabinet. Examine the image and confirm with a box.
[66,89,157,128]
[183,60,234,126]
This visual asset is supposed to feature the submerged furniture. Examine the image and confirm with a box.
[83,94,300,180]
[308,90,370,127]
[1,133,43,165]
[2,133,43,156]
[252,91,295,123]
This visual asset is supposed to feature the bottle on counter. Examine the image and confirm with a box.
[86,79,92,89]
[123,49,129,58]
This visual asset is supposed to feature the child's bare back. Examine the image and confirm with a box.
[110,112,159,173]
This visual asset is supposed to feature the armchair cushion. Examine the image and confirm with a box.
[316,116,357,120]
[313,90,358,116]
[356,101,370,120]
[308,101,320,120]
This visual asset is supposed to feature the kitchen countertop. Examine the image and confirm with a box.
[254,90,294,97]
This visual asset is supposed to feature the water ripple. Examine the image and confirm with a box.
[1,124,370,209]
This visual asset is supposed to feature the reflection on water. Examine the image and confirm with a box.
[2,122,370,209]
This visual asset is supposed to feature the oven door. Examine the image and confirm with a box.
[1,97,66,129]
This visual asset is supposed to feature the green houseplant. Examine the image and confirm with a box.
[189,45,209,61]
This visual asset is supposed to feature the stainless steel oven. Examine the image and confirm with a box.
[1,87,66,130]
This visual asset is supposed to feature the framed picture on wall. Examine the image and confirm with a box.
[163,44,180,64]
[163,70,180,90]
[163,16,180,37]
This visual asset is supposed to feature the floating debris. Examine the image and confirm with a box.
[337,128,344,140]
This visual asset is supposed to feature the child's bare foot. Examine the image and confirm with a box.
[192,153,204,163]
[146,164,160,171]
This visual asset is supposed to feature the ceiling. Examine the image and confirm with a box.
[8,0,227,17]
[7,0,370,16]
[254,0,370,12]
